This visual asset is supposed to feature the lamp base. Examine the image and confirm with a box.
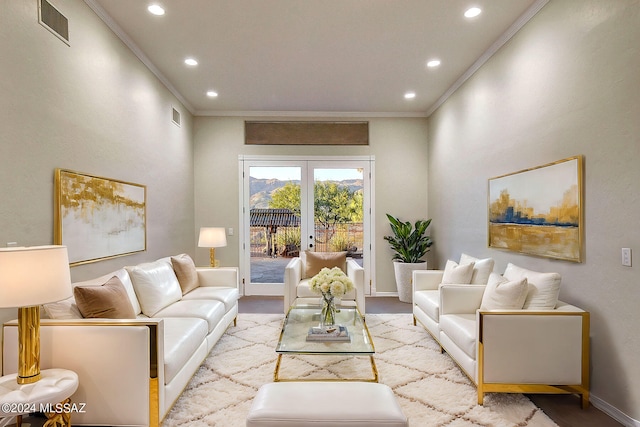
[17,306,41,384]
[209,248,220,268]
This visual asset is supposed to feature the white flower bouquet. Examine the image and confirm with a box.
[309,267,354,298]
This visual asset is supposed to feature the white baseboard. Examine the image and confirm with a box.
[590,393,640,427]
[370,292,400,297]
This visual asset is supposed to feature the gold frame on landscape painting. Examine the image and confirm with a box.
[487,156,584,262]
[54,169,147,266]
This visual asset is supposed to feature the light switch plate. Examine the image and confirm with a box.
[622,248,632,267]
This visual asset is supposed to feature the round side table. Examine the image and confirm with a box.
[0,369,79,427]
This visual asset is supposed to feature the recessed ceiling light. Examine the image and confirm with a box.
[427,59,441,68]
[147,4,165,16]
[184,58,198,66]
[404,92,416,99]
[206,90,218,98]
[464,7,482,18]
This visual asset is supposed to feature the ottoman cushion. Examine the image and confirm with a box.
[246,382,408,427]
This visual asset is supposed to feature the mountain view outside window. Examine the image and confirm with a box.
[249,167,364,284]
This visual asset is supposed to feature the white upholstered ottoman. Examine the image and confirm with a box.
[246,382,408,427]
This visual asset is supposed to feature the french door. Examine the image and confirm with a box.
[239,156,374,296]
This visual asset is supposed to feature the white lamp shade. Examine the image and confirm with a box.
[0,245,72,308]
[198,227,227,248]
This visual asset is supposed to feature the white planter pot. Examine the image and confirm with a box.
[393,260,428,303]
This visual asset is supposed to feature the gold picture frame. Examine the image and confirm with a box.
[54,169,146,266]
[488,156,584,262]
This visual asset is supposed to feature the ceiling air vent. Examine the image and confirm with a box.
[38,0,69,45]
[172,107,181,127]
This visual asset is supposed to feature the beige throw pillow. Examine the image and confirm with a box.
[172,253,200,295]
[459,253,495,285]
[74,276,136,319]
[303,251,347,278]
[441,260,475,284]
[503,263,561,310]
[480,272,528,310]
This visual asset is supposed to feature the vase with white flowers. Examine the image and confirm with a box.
[309,267,354,329]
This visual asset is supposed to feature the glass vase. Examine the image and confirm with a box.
[320,294,336,329]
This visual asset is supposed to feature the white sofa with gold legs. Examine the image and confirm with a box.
[413,253,495,342]
[3,254,239,427]
[414,260,590,408]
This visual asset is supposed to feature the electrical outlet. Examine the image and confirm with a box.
[6,242,17,247]
[622,248,632,267]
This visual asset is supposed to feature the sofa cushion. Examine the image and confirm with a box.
[302,251,347,278]
[480,273,528,310]
[459,254,495,285]
[414,290,440,322]
[162,317,208,385]
[154,300,225,333]
[439,314,477,359]
[442,260,475,284]
[503,263,561,309]
[127,259,183,317]
[74,276,137,319]
[48,268,142,316]
[171,254,200,295]
[181,286,240,312]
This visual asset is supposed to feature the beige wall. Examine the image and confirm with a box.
[3,0,637,422]
[428,0,640,421]
[0,1,195,369]
[193,116,429,293]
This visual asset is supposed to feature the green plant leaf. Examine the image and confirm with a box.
[383,214,433,263]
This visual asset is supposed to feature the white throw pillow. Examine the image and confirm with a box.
[480,272,528,310]
[127,259,183,317]
[503,263,561,309]
[441,260,475,284]
[459,253,495,285]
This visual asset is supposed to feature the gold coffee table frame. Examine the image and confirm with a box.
[275,303,377,382]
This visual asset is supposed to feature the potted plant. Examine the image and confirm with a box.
[384,214,433,303]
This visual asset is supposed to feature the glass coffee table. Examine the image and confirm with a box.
[275,302,377,382]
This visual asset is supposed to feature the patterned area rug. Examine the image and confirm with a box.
[162,313,557,426]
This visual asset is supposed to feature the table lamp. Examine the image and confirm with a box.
[198,227,227,267]
[0,245,71,384]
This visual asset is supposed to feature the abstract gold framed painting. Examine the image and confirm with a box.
[54,169,146,266]
[488,156,584,262]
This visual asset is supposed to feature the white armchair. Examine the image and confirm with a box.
[284,251,365,315]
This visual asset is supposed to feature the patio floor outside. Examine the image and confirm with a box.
[250,255,364,283]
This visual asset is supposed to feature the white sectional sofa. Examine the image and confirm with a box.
[413,255,590,408]
[2,254,239,427]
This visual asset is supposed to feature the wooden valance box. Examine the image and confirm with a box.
[245,121,369,145]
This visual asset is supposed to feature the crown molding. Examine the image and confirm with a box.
[84,0,195,115]
[85,0,547,119]
[425,0,550,117]
[194,110,428,118]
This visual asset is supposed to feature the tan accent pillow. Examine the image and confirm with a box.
[303,251,347,278]
[74,276,136,319]
[171,253,200,295]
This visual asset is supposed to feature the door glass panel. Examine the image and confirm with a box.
[249,166,302,284]
[311,168,364,267]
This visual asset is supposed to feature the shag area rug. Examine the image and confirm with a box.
[162,313,557,426]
